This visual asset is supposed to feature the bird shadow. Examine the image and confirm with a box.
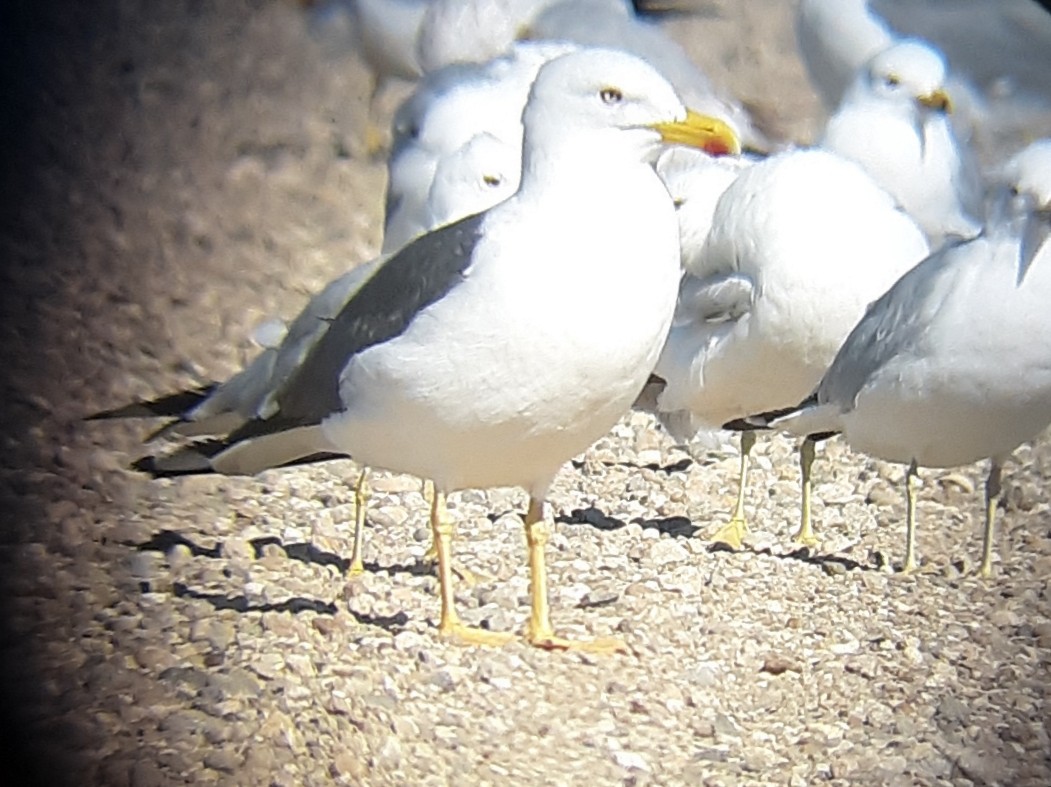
[172,581,338,615]
[557,505,700,539]
[555,509,871,573]
[714,542,872,573]
[134,528,434,579]
[171,582,409,630]
[571,456,695,475]
[135,529,220,558]
[248,535,350,572]
[131,529,423,632]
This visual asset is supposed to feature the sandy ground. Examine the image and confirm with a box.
[1,1,1050,785]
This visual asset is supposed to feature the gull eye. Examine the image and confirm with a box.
[599,87,623,105]
[672,197,685,209]
[883,74,901,88]
[483,174,503,188]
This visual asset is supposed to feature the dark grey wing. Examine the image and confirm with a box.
[817,239,964,408]
[136,212,488,477]
[151,260,383,438]
[228,210,488,442]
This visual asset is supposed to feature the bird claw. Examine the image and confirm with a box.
[439,622,513,648]
[709,517,748,550]
[526,630,628,654]
[792,528,819,548]
[421,549,489,586]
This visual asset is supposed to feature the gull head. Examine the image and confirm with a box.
[860,39,952,116]
[995,139,1051,279]
[1002,139,1051,209]
[426,132,522,228]
[521,48,739,165]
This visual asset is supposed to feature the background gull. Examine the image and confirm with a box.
[413,0,627,72]
[93,48,738,651]
[382,41,572,253]
[424,132,521,230]
[655,145,754,273]
[331,0,763,158]
[796,0,1051,158]
[331,0,753,146]
[523,0,767,148]
[818,38,982,248]
[652,148,929,549]
[757,138,1051,577]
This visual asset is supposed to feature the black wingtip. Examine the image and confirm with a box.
[130,455,164,476]
[131,439,229,478]
[133,441,347,479]
[722,417,759,432]
[131,454,215,479]
[632,0,712,19]
[723,404,804,432]
[86,384,218,421]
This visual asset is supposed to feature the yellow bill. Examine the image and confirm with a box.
[917,88,952,113]
[650,109,741,156]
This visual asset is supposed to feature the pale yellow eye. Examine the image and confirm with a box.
[599,87,623,105]
[483,175,502,187]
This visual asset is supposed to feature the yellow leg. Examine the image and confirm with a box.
[431,490,511,647]
[710,430,755,549]
[902,460,919,574]
[422,479,438,562]
[979,459,1003,578]
[420,479,486,585]
[348,468,369,576]
[794,438,819,547]
[524,497,626,654]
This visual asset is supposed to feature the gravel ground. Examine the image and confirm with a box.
[2,1,1051,785]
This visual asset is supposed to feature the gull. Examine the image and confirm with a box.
[343,0,689,118]
[328,1,613,153]
[383,40,573,253]
[316,0,430,153]
[413,0,624,72]
[755,138,1051,576]
[655,146,754,272]
[819,39,982,248]
[424,132,521,230]
[796,0,1051,158]
[351,0,428,90]
[524,0,766,149]
[652,148,929,549]
[413,0,702,75]
[92,48,739,651]
[232,130,522,575]
[797,0,1051,109]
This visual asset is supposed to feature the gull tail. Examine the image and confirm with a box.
[132,440,228,477]
[133,427,345,479]
[722,404,800,432]
[724,396,841,443]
